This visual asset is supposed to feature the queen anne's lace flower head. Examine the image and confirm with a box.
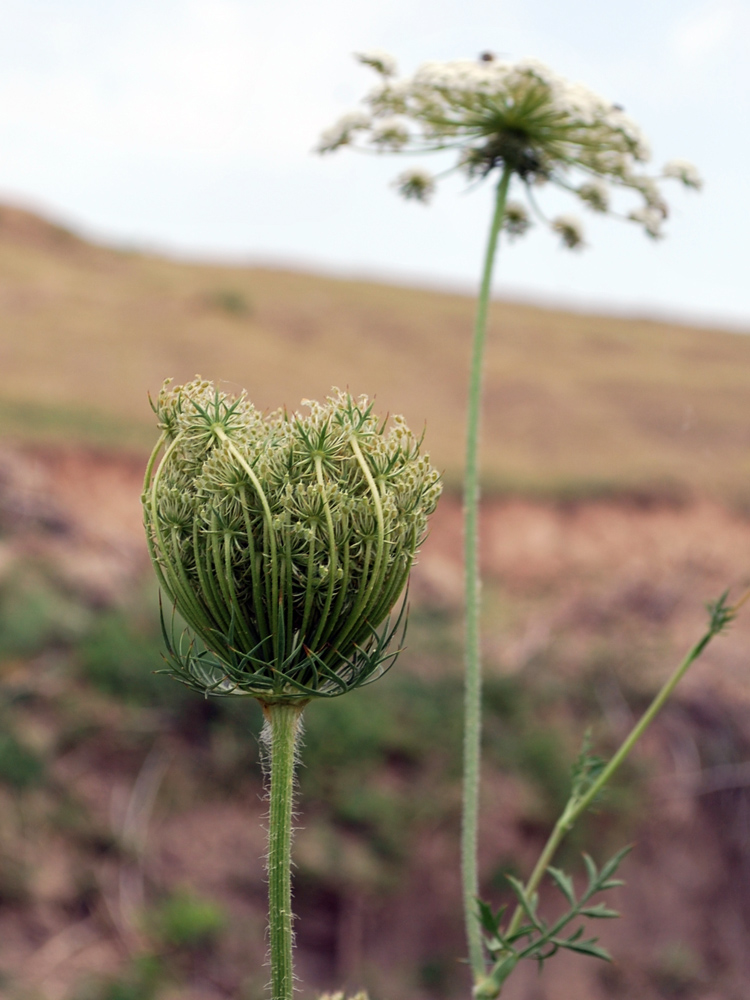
[143,378,441,704]
[319,52,702,248]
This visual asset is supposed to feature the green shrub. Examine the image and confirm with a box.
[0,732,45,790]
[77,610,185,707]
[303,673,462,779]
[71,955,163,1000]
[652,941,703,996]
[0,570,89,659]
[149,890,226,950]
[209,289,252,316]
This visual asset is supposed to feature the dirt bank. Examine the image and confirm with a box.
[1,443,750,999]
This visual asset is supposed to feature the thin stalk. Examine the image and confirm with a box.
[505,622,726,941]
[264,701,305,1000]
[310,455,339,649]
[142,430,167,497]
[463,164,513,981]
[214,428,280,658]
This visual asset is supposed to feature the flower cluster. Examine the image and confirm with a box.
[143,378,441,703]
[318,52,701,246]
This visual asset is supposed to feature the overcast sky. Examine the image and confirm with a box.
[1,0,748,328]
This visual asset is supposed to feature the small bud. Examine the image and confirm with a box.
[552,214,585,249]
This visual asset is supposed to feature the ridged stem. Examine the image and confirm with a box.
[215,429,281,660]
[463,165,513,982]
[264,701,304,1000]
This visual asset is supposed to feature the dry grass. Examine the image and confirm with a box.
[1,202,749,499]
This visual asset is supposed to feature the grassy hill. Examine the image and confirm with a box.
[1,202,749,500]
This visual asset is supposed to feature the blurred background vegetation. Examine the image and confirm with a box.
[1,204,750,999]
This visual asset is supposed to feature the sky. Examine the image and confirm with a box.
[0,0,748,328]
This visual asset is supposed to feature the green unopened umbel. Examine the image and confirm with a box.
[142,377,441,704]
[143,378,440,1000]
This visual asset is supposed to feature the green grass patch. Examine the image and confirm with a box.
[207,288,252,316]
[77,608,177,706]
[0,566,90,659]
[0,731,45,790]
[0,397,152,450]
[148,889,226,951]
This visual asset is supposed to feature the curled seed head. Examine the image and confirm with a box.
[144,380,442,703]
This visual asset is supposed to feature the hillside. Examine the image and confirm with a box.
[1,202,749,499]
[2,204,750,999]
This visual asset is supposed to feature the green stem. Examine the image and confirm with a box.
[463,165,513,982]
[264,701,304,1000]
[310,455,339,649]
[215,429,280,660]
[142,430,167,497]
[505,626,721,942]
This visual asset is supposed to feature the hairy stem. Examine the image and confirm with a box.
[264,701,304,1000]
[463,164,513,981]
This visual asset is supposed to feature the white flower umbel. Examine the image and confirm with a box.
[319,51,702,245]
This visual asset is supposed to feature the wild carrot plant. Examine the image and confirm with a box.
[318,50,744,996]
[142,379,441,1000]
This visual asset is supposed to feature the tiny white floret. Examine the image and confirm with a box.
[663,159,703,191]
[355,50,398,77]
[552,215,585,249]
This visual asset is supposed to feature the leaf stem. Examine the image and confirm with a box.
[505,614,729,942]
[463,164,513,981]
[264,701,304,1000]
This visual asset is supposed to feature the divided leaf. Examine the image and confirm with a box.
[546,866,575,906]
[478,843,631,989]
